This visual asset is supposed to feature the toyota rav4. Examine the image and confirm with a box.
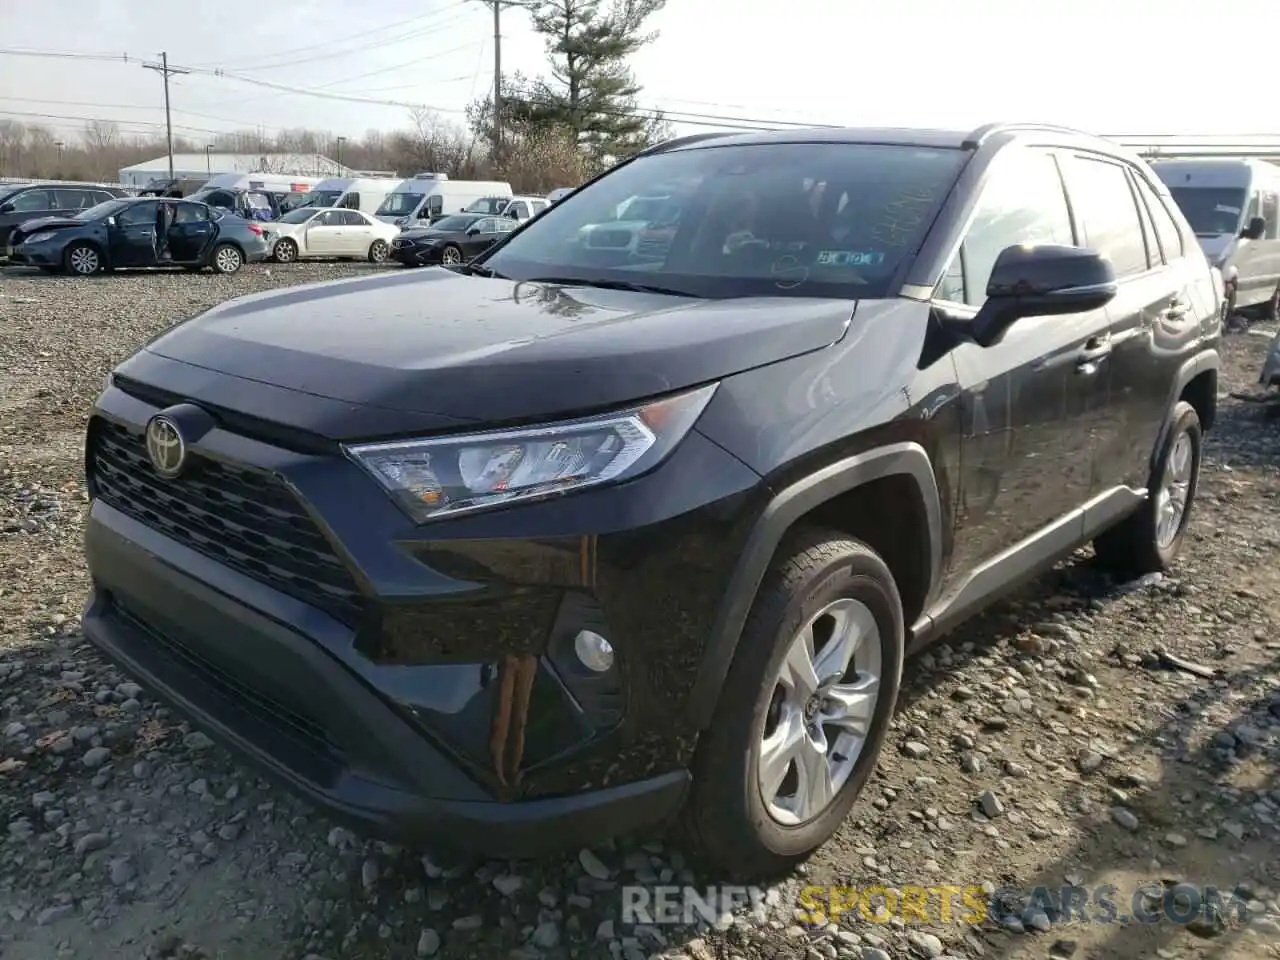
[83,123,1220,877]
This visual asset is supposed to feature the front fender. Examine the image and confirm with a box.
[687,441,942,728]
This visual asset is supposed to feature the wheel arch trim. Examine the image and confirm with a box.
[1151,349,1219,474]
[688,441,942,729]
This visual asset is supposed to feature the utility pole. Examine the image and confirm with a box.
[472,0,525,165]
[142,52,189,181]
[336,135,346,168]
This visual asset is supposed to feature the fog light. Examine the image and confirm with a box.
[574,630,614,672]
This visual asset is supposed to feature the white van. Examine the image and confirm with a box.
[301,177,399,215]
[1152,158,1280,320]
[374,174,513,226]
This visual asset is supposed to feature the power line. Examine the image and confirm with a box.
[0,108,240,138]
[142,53,189,180]
[188,1,472,70]
[0,96,287,133]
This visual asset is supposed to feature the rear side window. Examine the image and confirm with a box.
[426,194,443,216]
[1064,156,1149,278]
[174,203,209,223]
[342,193,360,210]
[54,189,94,209]
[339,210,364,226]
[10,189,53,213]
[1131,174,1184,263]
[944,148,1075,307]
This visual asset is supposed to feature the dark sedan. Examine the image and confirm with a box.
[10,197,270,276]
[0,181,130,254]
[389,213,516,267]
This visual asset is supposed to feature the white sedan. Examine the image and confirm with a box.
[264,207,400,263]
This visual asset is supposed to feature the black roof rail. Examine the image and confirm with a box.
[962,122,1096,150]
[640,132,734,155]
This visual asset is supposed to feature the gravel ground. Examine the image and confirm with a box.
[2,263,1280,960]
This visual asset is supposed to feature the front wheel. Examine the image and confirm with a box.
[682,529,904,878]
[65,242,103,276]
[1094,400,1202,578]
[211,243,243,275]
[440,244,463,265]
[368,239,390,263]
[272,237,298,263]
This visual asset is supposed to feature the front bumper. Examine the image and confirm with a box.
[389,242,440,266]
[81,379,763,853]
[10,242,60,267]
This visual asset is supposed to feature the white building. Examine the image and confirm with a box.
[117,152,351,187]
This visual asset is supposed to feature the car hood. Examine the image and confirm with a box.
[135,268,857,431]
[16,216,82,234]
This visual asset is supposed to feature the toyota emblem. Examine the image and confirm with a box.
[145,415,186,478]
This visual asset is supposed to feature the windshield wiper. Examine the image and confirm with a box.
[458,262,506,278]
[525,276,695,297]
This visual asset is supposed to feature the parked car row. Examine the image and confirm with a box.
[7,197,270,275]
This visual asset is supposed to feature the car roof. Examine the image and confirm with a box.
[649,122,1136,161]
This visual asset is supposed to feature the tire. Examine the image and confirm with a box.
[211,243,243,275]
[64,242,103,276]
[440,244,463,265]
[1094,400,1202,579]
[273,238,298,263]
[682,528,905,878]
[368,239,390,263]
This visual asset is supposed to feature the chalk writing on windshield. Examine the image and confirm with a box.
[871,186,938,248]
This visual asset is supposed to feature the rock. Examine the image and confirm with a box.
[416,928,441,957]
[493,873,523,896]
[183,731,214,751]
[452,914,483,931]
[531,920,560,948]
[108,856,136,886]
[74,832,110,856]
[863,950,892,960]
[1164,832,1188,848]
[578,847,611,880]
[1050,939,1079,957]
[37,904,74,925]
[902,741,931,759]
[978,791,1005,818]
[81,746,111,768]
[1112,807,1140,831]
[907,930,944,957]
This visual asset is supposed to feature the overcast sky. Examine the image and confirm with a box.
[1,0,1274,148]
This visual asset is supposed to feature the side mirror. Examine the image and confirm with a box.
[971,244,1117,348]
[0,203,13,214]
[465,224,482,235]
[105,216,117,227]
[1241,216,1266,240]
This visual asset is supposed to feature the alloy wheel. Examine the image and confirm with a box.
[441,246,462,265]
[1155,430,1193,549]
[69,246,99,275]
[758,597,882,825]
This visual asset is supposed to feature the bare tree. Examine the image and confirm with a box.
[82,119,120,152]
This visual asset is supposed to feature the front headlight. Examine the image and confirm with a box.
[25,232,55,244]
[344,384,718,522]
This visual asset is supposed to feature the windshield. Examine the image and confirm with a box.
[480,142,966,299]
[1166,187,1247,236]
[464,197,509,214]
[376,191,422,216]
[278,207,319,225]
[430,214,482,232]
[78,199,131,221]
[303,190,344,208]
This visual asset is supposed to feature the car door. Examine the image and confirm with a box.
[167,202,216,262]
[109,201,161,266]
[1,188,56,248]
[305,210,342,255]
[462,217,495,257]
[1084,164,1207,495]
[338,210,371,255]
[934,145,1108,579]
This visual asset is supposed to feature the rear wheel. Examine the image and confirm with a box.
[440,244,463,265]
[65,242,103,276]
[682,528,904,878]
[272,238,298,263]
[368,239,390,263]
[211,243,243,275]
[1094,400,1202,578]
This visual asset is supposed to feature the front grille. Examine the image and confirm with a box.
[392,238,413,248]
[89,419,364,626]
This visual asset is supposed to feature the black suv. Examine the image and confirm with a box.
[82,123,1220,877]
[0,182,130,254]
